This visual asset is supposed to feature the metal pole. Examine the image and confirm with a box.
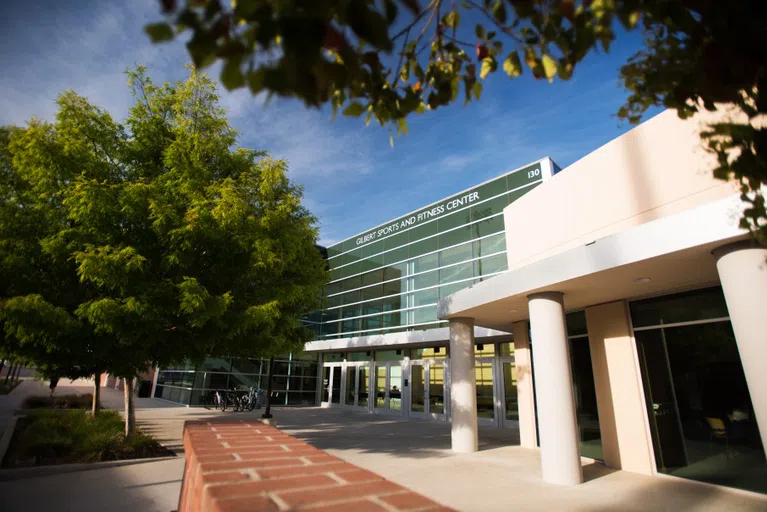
[262,356,275,419]
[4,361,16,385]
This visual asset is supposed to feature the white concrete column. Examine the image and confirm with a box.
[511,320,538,449]
[449,317,478,453]
[713,241,767,459]
[528,292,583,486]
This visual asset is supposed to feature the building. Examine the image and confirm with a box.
[151,108,766,496]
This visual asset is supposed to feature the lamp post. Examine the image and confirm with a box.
[262,356,274,419]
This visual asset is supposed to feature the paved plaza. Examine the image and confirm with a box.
[0,379,766,511]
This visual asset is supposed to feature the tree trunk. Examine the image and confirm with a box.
[13,363,22,381]
[262,356,274,419]
[4,362,16,385]
[93,372,101,416]
[124,377,136,437]
[0,360,5,378]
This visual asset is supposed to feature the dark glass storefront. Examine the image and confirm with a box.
[632,287,765,494]
[155,353,319,407]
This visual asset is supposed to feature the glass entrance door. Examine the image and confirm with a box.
[409,361,447,419]
[344,364,370,409]
[475,357,496,425]
[373,363,403,415]
[322,365,342,405]
[500,359,518,428]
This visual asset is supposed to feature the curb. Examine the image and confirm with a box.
[0,454,179,481]
[0,416,19,467]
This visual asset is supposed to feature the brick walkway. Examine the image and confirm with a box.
[180,420,452,511]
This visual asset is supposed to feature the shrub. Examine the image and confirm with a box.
[22,394,96,410]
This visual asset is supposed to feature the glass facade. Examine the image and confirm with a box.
[308,161,546,340]
[154,353,319,407]
[632,287,765,494]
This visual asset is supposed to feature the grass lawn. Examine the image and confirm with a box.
[0,380,21,395]
[2,409,172,468]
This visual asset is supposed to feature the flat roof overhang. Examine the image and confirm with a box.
[438,193,750,331]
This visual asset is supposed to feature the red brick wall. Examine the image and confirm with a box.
[179,420,453,512]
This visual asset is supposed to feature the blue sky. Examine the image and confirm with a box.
[0,0,661,247]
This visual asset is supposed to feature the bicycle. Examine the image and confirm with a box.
[210,389,227,411]
[237,387,263,411]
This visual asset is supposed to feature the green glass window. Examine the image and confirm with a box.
[566,311,588,337]
[362,315,382,330]
[409,221,439,242]
[342,275,362,292]
[413,269,438,290]
[439,260,474,284]
[341,248,361,266]
[471,195,507,222]
[382,295,403,312]
[414,305,438,324]
[382,279,404,296]
[383,262,407,281]
[342,304,360,319]
[413,288,439,307]
[440,281,471,298]
[438,209,471,232]
[507,163,540,190]
[322,322,340,336]
[475,253,507,276]
[384,246,409,266]
[507,182,538,204]
[366,251,384,269]
[325,294,342,309]
[330,267,345,281]
[322,309,340,323]
[324,352,345,362]
[499,342,515,356]
[375,350,405,361]
[440,242,473,267]
[341,289,360,305]
[361,300,382,316]
[327,245,342,259]
[472,215,504,239]
[360,240,383,259]
[341,317,360,333]
[342,238,357,252]
[438,226,472,249]
[475,177,507,200]
[409,237,438,258]
[361,269,383,287]
[324,281,341,296]
[630,287,729,328]
[410,346,447,359]
[360,284,383,302]
[382,312,401,327]
[413,252,438,273]
[347,351,371,362]
[474,233,506,257]
[384,231,408,251]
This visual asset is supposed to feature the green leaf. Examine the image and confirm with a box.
[541,54,557,80]
[444,10,460,30]
[475,24,485,39]
[492,1,507,24]
[397,117,408,136]
[503,52,522,77]
[416,102,427,114]
[480,56,496,79]
[144,23,174,43]
[473,81,483,100]
[343,102,366,117]
[221,58,245,89]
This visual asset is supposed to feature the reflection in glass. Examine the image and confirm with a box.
[357,366,369,407]
[411,364,425,412]
[322,366,331,402]
[635,321,766,494]
[346,366,356,405]
[375,366,386,408]
[475,363,494,419]
[570,339,603,460]
[430,364,445,415]
[330,367,341,404]
[389,365,402,411]
[503,362,518,421]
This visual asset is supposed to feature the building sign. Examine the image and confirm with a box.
[355,191,480,246]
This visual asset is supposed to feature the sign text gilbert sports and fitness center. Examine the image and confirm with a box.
[355,191,481,246]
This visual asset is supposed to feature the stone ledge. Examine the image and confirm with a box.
[179,419,453,512]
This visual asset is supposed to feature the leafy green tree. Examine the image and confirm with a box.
[1,68,328,435]
[147,0,766,243]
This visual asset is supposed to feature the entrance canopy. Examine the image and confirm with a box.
[438,192,747,330]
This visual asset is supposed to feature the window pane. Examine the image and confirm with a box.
[413,288,439,307]
[383,279,404,296]
[474,233,506,257]
[360,285,383,302]
[439,261,474,284]
[475,253,507,276]
[438,226,472,249]
[361,269,383,287]
[413,252,438,273]
[630,287,729,328]
[383,262,407,281]
[438,209,471,232]
[507,163,541,190]
[384,246,409,266]
[413,270,438,290]
[475,177,507,199]
[342,275,362,292]
[360,240,383,259]
[413,305,437,324]
[440,243,473,267]
[375,350,405,361]
[409,221,438,242]
[440,281,471,298]
[566,311,588,337]
[382,294,404,312]
[384,231,408,251]
[409,237,438,258]
[471,195,508,222]
[472,215,504,239]
[382,312,401,327]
